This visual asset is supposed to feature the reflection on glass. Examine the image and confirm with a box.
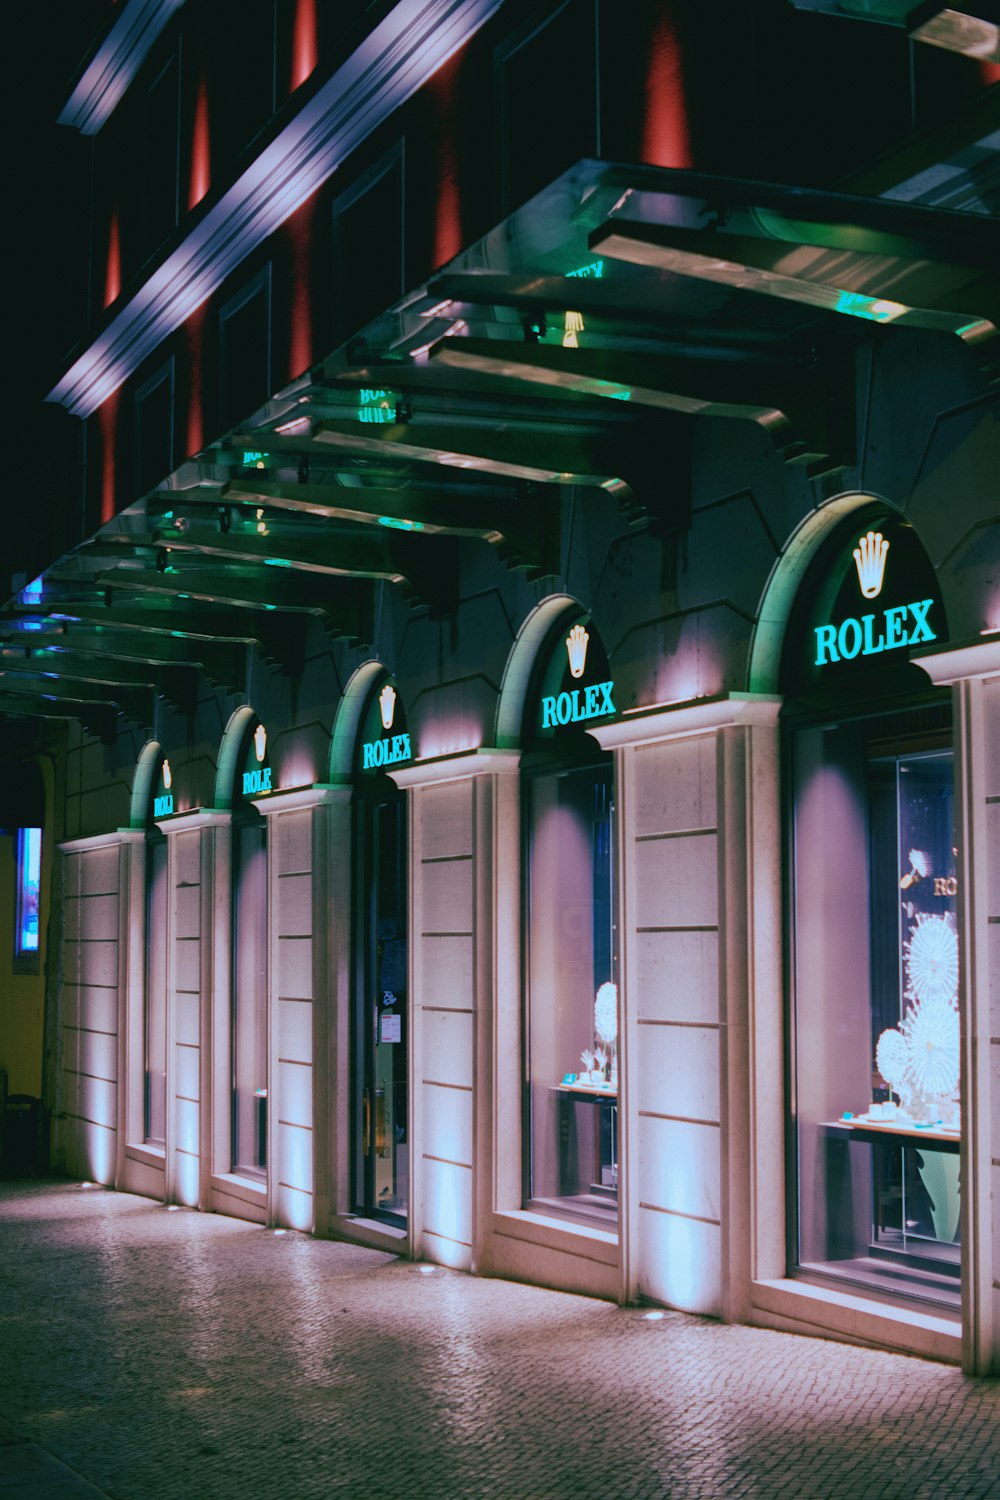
[792,717,960,1309]
[144,838,168,1145]
[526,761,617,1226]
[233,820,267,1176]
[16,827,42,955]
[355,788,408,1222]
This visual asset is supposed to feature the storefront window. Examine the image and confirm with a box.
[783,509,961,1310]
[521,611,620,1227]
[352,676,410,1224]
[144,837,168,1145]
[233,817,267,1175]
[791,710,959,1307]
[354,785,408,1221]
[525,759,618,1225]
[15,826,42,960]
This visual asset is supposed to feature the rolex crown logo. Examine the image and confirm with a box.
[162,758,172,790]
[379,683,397,730]
[566,623,589,679]
[853,530,889,599]
[254,723,267,762]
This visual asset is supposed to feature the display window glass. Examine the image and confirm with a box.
[231,723,269,1178]
[784,512,960,1311]
[790,709,959,1307]
[352,676,410,1224]
[15,826,42,961]
[144,836,168,1146]
[521,613,619,1228]
[143,754,172,1147]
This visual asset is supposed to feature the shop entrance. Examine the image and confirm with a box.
[781,508,961,1314]
[353,782,408,1224]
[790,712,960,1309]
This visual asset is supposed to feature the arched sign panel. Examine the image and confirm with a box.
[153,757,174,819]
[356,678,411,775]
[239,721,273,801]
[529,612,616,745]
[782,511,946,702]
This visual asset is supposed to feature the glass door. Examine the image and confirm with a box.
[524,758,618,1227]
[233,818,267,1177]
[144,836,168,1145]
[790,708,960,1310]
[354,784,408,1223]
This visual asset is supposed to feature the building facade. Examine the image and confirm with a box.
[2,0,999,1373]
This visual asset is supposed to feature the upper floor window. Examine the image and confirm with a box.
[143,52,181,260]
[219,267,272,432]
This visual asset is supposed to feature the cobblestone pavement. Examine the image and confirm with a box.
[0,1181,997,1500]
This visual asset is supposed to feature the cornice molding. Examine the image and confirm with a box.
[913,637,1000,684]
[58,0,186,136]
[588,693,783,750]
[49,0,506,419]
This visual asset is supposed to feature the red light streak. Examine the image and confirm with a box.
[291,0,318,91]
[104,209,121,307]
[641,9,692,169]
[189,76,211,210]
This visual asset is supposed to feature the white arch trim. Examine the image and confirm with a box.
[129,739,164,830]
[494,594,586,750]
[214,706,258,810]
[328,662,388,783]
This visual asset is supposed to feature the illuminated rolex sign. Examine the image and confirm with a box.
[360,679,411,773]
[814,527,937,667]
[537,616,616,737]
[153,758,173,818]
[794,515,945,692]
[242,722,272,796]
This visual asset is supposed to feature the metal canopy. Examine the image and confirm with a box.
[6,158,999,731]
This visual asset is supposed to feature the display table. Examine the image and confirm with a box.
[557,1081,618,1099]
[554,1083,618,1197]
[820,1118,959,1155]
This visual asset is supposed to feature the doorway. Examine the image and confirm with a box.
[353,781,408,1223]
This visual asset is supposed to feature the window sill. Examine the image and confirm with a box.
[212,1172,267,1204]
[126,1143,165,1168]
[493,1208,619,1262]
[751,1276,962,1363]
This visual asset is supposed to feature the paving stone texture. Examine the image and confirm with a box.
[0,1180,997,1500]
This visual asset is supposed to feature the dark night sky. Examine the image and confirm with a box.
[4,5,113,585]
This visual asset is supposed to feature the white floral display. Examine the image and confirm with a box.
[904,913,959,1007]
[902,995,960,1098]
[875,1027,909,1098]
[876,911,960,1118]
[594,983,618,1046]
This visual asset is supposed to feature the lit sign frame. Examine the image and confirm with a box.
[153,757,174,818]
[242,723,273,797]
[359,679,412,773]
[537,619,617,735]
[811,526,940,671]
